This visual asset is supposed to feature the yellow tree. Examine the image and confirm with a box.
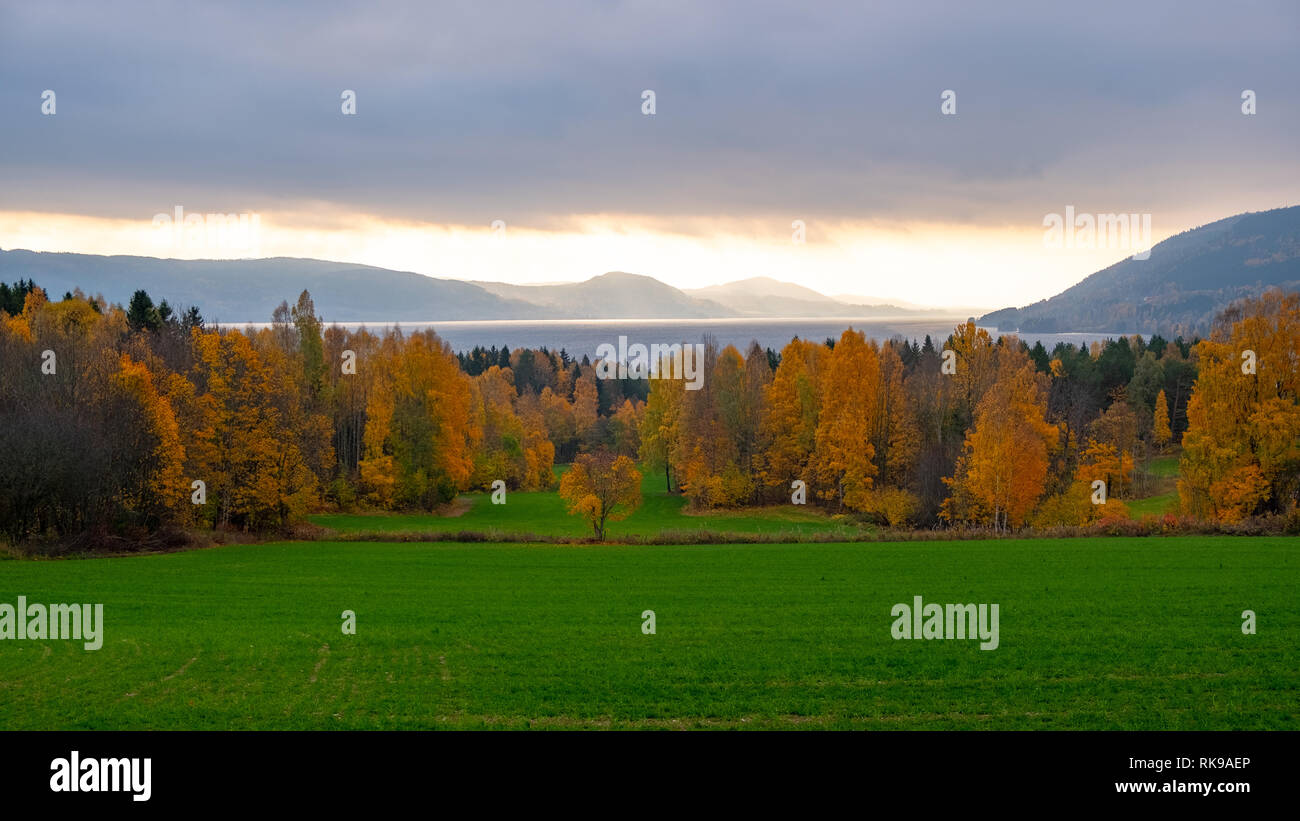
[946,321,997,428]
[942,343,1059,531]
[163,369,218,525]
[538,385,577,461]
[516,392,557,490]
[358,342,398,508]
[188,328,287,529]
[873,340,920,487]
[110,354,187,525]
[253,328,333,527]
[1080,397,1139,498]
[811,330,880,510]
[1075,439,1135,499]
[571,373,599,444]
[640,376,683,492]
[558,451,643,539]
[360,331,477,509]
[1179,291,1300,521]
[471,364,527,489]
[1153,389,1172,448]
[759,338,823,496]
[707,345,753,505]
[673,344,749,508]
[609,398,643,459]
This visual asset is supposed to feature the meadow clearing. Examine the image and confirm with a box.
[308,462,1184,543]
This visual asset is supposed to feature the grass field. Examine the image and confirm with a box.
[1126,492,1180,518]
[311,470,875,541]
[1148,455,1181,478]
[2,536,1295,729]
[312,455,1192,540]
[1124,453,1183,517]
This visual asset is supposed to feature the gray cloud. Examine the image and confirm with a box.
[1,0,1297,229]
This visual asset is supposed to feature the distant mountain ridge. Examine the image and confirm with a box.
[980,204,1300,336]
[0,251,548,323]
[682,277,955,318]
[472,272,734,319]
[10,203,1294,329]
[0,251,956,323]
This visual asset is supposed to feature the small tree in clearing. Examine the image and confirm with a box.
[559,451,643,540]
[1153,389,1172,449]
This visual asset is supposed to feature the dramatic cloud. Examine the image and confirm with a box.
[1,1,1296,306]
[2,0,1296,227]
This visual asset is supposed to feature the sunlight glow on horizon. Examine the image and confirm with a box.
[0,210,1174,310]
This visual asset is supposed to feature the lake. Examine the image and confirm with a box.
[229,316,1133,355]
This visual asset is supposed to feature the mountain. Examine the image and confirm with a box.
[471,272,735,318]
[684,277,971,317]
[684,277,847,317]
[0,247,981,322]
[0,250,548,323]
[833,293,993,314]
[980,205,1300,336]
[0,251,757,322]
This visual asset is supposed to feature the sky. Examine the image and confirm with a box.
[1,0,1297,309]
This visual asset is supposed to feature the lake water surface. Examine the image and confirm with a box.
[231,316,1133,355]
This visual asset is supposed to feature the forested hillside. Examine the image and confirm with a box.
[982,205,1300,335]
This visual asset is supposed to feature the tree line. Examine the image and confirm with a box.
[1,280,1295,547]
[637,292,1295,530]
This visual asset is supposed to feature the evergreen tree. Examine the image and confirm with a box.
[126,289,162,332]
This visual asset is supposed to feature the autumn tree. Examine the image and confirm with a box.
[517,392,557,490]
[759,338,823,498]
[110,354,187,526]
[1179,291,1300,521]
[662,341,722,507]
[1153,389,1172,448]
[941,342,1060,531]
[188,329,295,529]
[323,325,378,501]
[558,451,643,539]
[903,335,957,521]
[811,330,880,510]
[946,321,997,430]
[470,364,527,489]
[640,374,683,492]
[571,370,600,447]
[1077,395,1139,498]
[290,290,327,402]
[608,398,643,459]
[252,328,334,526]
[539,385,579,462]
[0,292,193,543]
[359,330,477,509]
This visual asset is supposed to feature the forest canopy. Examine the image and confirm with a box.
[1,281,1296,548]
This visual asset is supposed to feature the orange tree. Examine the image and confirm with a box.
[1179,291,1300,521]
[558,451,643,539]
[941,342,1060,531]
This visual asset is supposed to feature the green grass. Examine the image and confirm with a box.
[311,470,873,540]
[1148,455,1181,478]
[1,536,1296,729]
[1126,492,1180,518]
[1125,453,1182,517]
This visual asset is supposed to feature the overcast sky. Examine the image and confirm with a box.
[1,0,1297,307]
